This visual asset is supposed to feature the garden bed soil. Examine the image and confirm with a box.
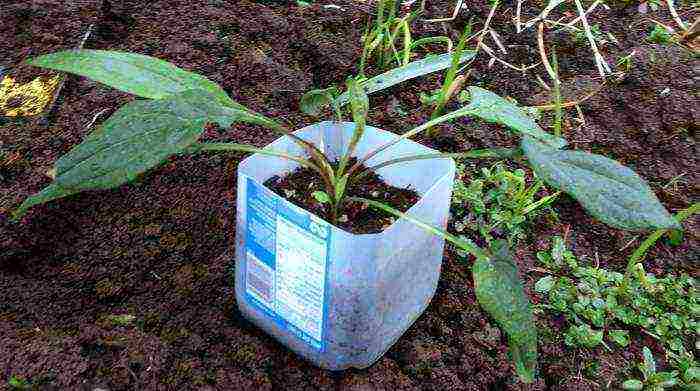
[265,158,419,234]
[1,0,698,390]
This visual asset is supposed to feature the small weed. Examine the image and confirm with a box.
[452,163,559,244]
[106,314,136,327]
[535,236,699,387]
[573,24,604,45]
[617,52,636,73]
[622,347,684,390]
[8,375,29,390]
[647,25,674,44]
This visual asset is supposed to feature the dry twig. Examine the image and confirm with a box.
[421,0,464,22]
[533,81,608,110]
[665,0,687,31]
[522,0,567,30]
[537,23,560,83]
[573,0,611,76]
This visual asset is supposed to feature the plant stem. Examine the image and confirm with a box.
[551,48,563,138]
[345,107,477,178]
[355,148,518,181]
[194,142,337,209]
[193,142,317,169]
[620,202,699,291]
[428,21,472,138]
[349,196,489,260]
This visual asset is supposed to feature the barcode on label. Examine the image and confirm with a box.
[246,251,274,307]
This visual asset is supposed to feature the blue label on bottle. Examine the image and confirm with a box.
[243,176,330,351]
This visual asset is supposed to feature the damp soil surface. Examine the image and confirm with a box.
[265,158,419,234]
[1,0,698,390]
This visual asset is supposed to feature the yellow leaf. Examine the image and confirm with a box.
[0,75,59,117]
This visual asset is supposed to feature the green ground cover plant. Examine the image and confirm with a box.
[647,25,675,44]
[451,162,559,245]
[11,48,681,383]
[622,347,688,390]
[534,230,699,388]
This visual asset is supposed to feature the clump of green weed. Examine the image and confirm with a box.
[534,236,699,387]
[451,163,559,244]
[647,25,675,44]
[622,346,693,390]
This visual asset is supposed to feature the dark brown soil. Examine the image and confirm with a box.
[1,0,697,390]
[265,158,419,234]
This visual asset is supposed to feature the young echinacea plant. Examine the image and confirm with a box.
[12,49,679,383]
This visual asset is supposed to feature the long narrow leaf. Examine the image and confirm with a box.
[14,89,224,219]
[346,105,478,177]
[28,50,233,106]
[473,240,538,383]
[626,202,699,269]
[522,136,679,231]
[358,148,518,180]
[348,196,487,259]
[432,22,471,120]
[335,51,476,106]
[410,36,453,53]
[193,142,319,170]
[338,79,369,177]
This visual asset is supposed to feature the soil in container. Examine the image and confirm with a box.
[264,158,419,234]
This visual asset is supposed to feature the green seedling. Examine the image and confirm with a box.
[647,25,674,44]
[8,375,29,390]
[564,323,605,349]
[617,52,636,73]
[573,24,603,45]
[13,49,680,383]
[425,22,472,137]
[452,163,559,244]
[550,48,563,138]
[358,0,453,75]
[620,202,699,293]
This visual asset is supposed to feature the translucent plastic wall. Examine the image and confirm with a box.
[235,122,455,369]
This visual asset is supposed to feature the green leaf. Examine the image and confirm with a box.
[666,229,683,246]
[651,371,678,387]
[299,87,337,116]
[464,87,567,149]
[335,51,476,106]
[551,236,566,263]
[13,89,243,219]
[622,379,644,391]
[8,375,29,389]
[608,329,630,347]
[642,346,657,378]
[535,276,555,293]
[684,367,700,382]
[106,314,136,326]
[347,78,369,127]
[473,240,537,383]
[28,50,233,106]
[565,324,603,348]
[521,136,679,231]
[334,175,349,204]
[312,191,330,204]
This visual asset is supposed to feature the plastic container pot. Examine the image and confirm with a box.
[234,121,455,370]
